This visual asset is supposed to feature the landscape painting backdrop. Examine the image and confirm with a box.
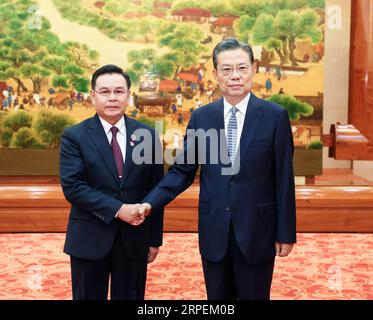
[0,0,325,175]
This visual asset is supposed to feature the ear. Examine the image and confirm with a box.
[252,61,258,74]
[126,90,131,104]
[212,69,218,81]
[90,90,95,105]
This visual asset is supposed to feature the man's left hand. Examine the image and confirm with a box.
[147,246,159,264]
[275,242,294,257]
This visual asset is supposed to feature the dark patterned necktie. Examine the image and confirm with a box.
[227,106,238,164]
[110,126,123,178]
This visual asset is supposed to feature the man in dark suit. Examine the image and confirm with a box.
[59,64,164,300]
[140,38,296,300]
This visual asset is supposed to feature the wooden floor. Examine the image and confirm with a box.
[1,169,373,233]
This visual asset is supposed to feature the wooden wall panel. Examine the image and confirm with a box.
[2,184,373,233]
[349,0,373,142]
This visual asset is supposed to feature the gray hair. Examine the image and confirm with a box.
[212,38,254,69]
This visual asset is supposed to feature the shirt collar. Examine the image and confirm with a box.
[224,92,251,118]
[98,115,126,135]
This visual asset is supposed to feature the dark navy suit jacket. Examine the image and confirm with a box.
[144,93,296,263]
[60,114,164,261]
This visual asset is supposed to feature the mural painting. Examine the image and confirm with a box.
[0,0,325,174]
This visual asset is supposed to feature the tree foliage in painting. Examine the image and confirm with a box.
[267,94,314,121]
[233,1,323,66]
[0,0,98,94]
[156,23,207,78]
[0,110,76,148]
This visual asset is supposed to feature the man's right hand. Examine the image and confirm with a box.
[139,203,152,217]
[117,204,144,226]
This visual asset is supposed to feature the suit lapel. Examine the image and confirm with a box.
[120,116,138,187]
[210,94,264,175]
[209,98,231,169]
[87,114,120,184]
[210,98,225,132]
[234,93,264,172]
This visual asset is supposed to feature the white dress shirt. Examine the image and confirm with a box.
[98,116,127,219]
[98,116,127,166]
[223,92,251,156]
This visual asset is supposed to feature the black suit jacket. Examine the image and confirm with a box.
[144,93,296,263]
[60,114,164,261]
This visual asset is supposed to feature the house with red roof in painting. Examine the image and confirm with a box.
[171,8,211,23]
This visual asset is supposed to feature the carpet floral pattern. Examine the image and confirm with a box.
[0,233,372,300]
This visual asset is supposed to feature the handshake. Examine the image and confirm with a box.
[116,203,152,226]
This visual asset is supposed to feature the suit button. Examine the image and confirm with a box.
[120,192,124,197]
[230,181,235,186]
[226,207,230,212]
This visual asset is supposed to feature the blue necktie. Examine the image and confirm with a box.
[227,106,238,164]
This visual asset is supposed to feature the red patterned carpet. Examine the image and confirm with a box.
[0,233,373,300]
